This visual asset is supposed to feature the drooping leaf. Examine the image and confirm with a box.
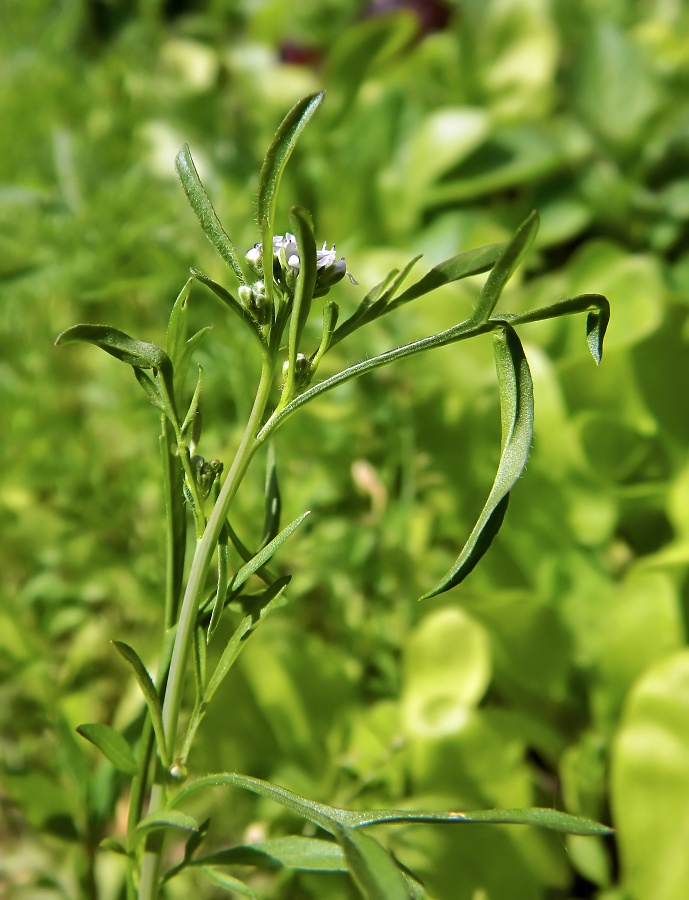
[388,242,506,311]
[495,292,610,364]
[470,212,539,324]
[421,325,534,599]
[228,511,310,594]
[175,144,245,282]
[76,723,138,776]
[111,641,170,767]
[337,826,410,900]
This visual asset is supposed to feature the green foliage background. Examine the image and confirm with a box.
[3,1,689,897]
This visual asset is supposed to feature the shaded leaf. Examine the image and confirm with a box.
[111,641,170,767]
[421,325,534,599]
[55,323,170,370]
[337,826,410,900]
[135,809,199,840]
[260,444,281,550]
[176,144,245,282]
[99,837,129,855]
[189,836,347,873]
[76,723,138,776]
[192,269,263,347]
[166,278,194,373]
[200,869,257,897]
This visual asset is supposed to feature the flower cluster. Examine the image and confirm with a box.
[246,233,354,298]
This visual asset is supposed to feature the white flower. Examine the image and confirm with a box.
[247,233,355,297]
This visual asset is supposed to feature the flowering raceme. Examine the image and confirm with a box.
[246,233,354,298]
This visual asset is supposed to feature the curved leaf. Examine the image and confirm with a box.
[388,242,506,312]
[189,836,347,873]
[175,145,245,282]
[260,444,281,550]
[191,269,264,348]
[111,640,170,768]
[470,211,539,324]
[135,809,199,842]
[495,292,610,364]
[421,325,533,599]
[337,826,409,900]
[76,723,138,776]
[169,773,611,838]
[288,205,317,348]
[55,324,169,370]
[257,92,324,231]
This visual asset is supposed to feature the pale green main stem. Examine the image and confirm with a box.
[138,357,274,900]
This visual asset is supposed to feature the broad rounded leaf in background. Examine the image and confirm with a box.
[612,650,689,900]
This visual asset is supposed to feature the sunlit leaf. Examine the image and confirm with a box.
[191,269,263,347]
[135,809,199,840]
[229,511,310,594]
[421,325,533,598]
[337,826,409,900]
[188,836,347,872]
[176,144,245,282]
[260,444,281,550]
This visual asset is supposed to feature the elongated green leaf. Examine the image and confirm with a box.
[55,324,170,370]
[191,269,264,347]
[166,278,194,372]
[100,837,129,855]
[421,325,534,599]
[331,268,401,347]
[169,773,612,836]
[495,292,610,364]
[388,242,506,311]
[337,826,409,900]
[260,444,281,550]
[207,527,229,643]
[76,723,138,775]
[289,205,317,342]
[470,212,539,324]
[161,419,186,628]
[204,576,291,704]
[189,836,347,873]
[134,368,174,420]
[229,511,310,594]
[176,144,245,282]
[111,641,170,767]
[200,869,257,897]
[135,809,199,840]
[257,92,324,231]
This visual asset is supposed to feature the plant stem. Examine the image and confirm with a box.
[137,356,274,900]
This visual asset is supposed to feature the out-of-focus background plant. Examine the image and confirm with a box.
[2,1,689,898]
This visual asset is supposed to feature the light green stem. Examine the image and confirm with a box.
[137,357,274,900]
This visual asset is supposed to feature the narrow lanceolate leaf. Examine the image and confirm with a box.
[388,242,506,312]
[166,278,194,373]
[207,526,229,643]
[337,826,410,900]
[188,836,348,873]
[76,723,138,775]
[199,869,257,897]
[470,211,539,325]
[134,368,174,421]
[135,809,199,841]
[204,576,291,705]
[169,773,613,837]
[175,144,245,283]
[111,641,170,767]
[260,444,281,550]
[421,325,534,600]
[257,92,325,231]
[228,511,310,594]
[289,205,317,346]
[495,293,610,365]
[191,269,263,347]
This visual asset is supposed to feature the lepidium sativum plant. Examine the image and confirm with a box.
[56,93,612,900]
